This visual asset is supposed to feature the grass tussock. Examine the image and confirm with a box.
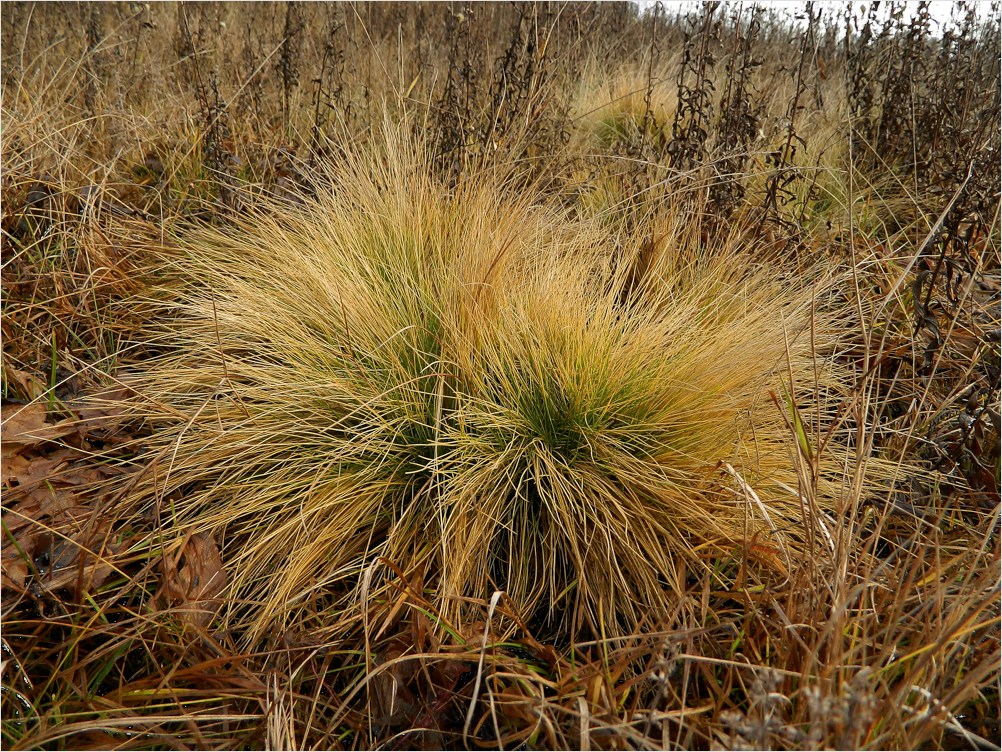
[115,132,879,644]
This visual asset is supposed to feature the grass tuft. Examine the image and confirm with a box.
[112,131,898,646]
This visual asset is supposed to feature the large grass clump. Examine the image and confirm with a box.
[118,134,877,642]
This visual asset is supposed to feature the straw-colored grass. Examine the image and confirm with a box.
[110,131,896,645]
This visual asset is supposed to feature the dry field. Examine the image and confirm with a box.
[1,2,999,749]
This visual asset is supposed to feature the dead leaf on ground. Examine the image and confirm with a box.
[2,397,135,597]
[159,533,228,628]
[1,403,81,456]
[2,497,126,594]
[5,486,80,530]
[1,453,34,486]
[3,449,79,492]
[44,533,129,593]
[2,367,48,402]
[2,384,138,460]
[68,384,136,434]
[1,558,30,590]
[370,637,420,729]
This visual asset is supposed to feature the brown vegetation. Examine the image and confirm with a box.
[2,2,999,749]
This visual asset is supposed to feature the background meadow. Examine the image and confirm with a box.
[2,2,999,749]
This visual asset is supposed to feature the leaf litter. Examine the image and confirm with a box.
[2,383,235,638]
[1,391,141,597]
[156,532,228,628]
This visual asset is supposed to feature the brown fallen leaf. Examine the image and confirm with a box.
[1,403,78,452]
[1,453,34,487]
[44,535,127,593]
[41,465,110,491]
[2,492,86,558]
[159,533,228,628]
[1,367,48,402]
[3,451,80,494]
[1,381,144,602]
[370,637,420,729]
[2,553,30,590]
[69,385,133,421]
[2,440,124,597]
[11,485,80,523]
[69,384,136,431]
